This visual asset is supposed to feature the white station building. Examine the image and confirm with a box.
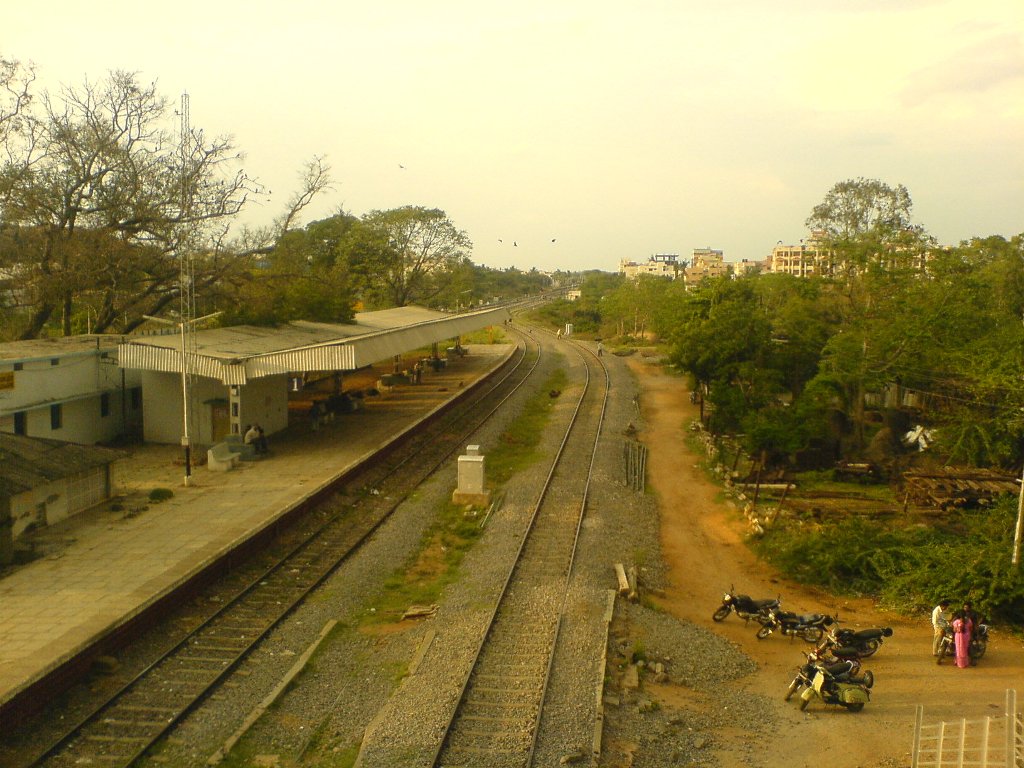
[118,305,512,446]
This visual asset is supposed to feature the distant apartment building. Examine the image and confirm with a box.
[683,248,730,287]
[734,258,766,276]
[768,236,832,277]
[619,254,679,280]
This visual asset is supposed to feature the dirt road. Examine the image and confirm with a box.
[629,358,1023,768]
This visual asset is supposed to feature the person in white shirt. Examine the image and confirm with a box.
[931,599,951,656]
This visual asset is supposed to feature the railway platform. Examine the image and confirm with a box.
[0,344,513,727]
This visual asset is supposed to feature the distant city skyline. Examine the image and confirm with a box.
[4,0,1022,273]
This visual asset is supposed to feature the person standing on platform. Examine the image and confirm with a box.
[310,401,322,432]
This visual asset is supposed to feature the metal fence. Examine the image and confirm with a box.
[912,690,1023,768]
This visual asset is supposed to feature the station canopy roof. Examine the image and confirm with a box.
[118,305,511,385]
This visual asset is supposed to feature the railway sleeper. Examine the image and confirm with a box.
[469,673,545,688]
[446,729,531,751]
[463,686,537,704]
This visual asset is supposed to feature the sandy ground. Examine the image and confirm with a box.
[629,358,1024,768]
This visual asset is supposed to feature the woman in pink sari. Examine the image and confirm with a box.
[951,610,974,669]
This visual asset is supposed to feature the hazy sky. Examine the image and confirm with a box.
[4,0,1022,273]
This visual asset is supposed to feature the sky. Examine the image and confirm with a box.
[4,0,1023,273]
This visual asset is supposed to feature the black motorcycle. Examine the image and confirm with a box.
[936,623,989,665]
[785,646,874,703]
[712,586,781,623]
[756,609,835,642]
[823,625,893,658]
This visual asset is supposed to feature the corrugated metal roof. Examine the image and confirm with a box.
[0,434,123,495]
[118,305,511,384]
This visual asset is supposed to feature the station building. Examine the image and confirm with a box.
[118,305,512,446]
[0,335,143,445]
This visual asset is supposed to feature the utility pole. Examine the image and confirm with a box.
[1014,464,1024,567]
[179,93,195,486]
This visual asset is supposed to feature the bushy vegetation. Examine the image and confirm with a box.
[751,497,1024,624]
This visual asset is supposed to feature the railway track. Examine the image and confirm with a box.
[431,339,609,768]
[26,334,542,768]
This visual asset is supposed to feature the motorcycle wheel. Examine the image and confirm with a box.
[798,697,810,711]
[859,639,880,658]
[712,605,731,622]
[801,626,824,643]
[862,670,874,689]
[971,641,987,660]
[844,703,865,713]
[784,680,801,702]
[756,624,772,640]
[936,644,946,665]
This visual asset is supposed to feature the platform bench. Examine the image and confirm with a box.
[207,442,242,471]
[225,434,258,461]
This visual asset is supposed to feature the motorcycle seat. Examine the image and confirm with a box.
[848,628,886,641]
[736,596,778,612]
[823,661,855,677]
[829,646,861,660]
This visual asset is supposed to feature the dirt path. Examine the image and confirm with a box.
[629,358,1023,768]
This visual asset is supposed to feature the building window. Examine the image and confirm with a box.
[100,393,110,417]
[50,358,59,366]
[13,362,23,371]
[50,404,62,430]
[13,411,26,435]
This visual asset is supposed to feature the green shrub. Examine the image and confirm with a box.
[148,488,174,503]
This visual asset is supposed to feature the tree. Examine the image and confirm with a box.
[806,178,915,243]
[0,70,263,337]
[347,206,471,308]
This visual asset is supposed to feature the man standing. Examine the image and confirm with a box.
[931,599,951,657]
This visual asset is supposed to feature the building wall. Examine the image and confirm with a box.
[9,465,111,541]
[236,374,289,437]
[142,371,288,446]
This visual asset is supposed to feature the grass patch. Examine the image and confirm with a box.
[461,325,510,344]
[361,502,484,627]
[360,366,568,627]
[486,366,568,486]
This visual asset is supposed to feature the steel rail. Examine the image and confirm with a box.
[430,333,610,768]
[29,336,541,768]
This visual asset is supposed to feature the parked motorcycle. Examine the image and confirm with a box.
[822,625,894,658]
[936,623,990,665]
[756,609,835,642]
[712,586,781,623]
[798,657,873,712]
[785,647,874,703]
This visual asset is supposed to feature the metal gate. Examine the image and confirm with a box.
[913,689,1023,768]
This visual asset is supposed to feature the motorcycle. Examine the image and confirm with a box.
[712,586,781,623]
[756,609,835,642]
[797,657,873,712]
[822,625,894,658]
[936,623,989,665]
[785,646,874,703]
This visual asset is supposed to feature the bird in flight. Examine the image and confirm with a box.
[513,241,518,247]
[398,164,406,169]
